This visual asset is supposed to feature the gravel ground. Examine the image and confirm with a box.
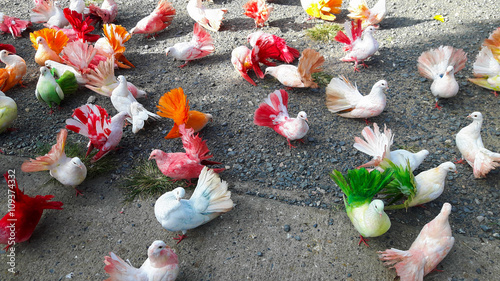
[0,0,499,278]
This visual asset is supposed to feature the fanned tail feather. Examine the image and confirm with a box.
[274,37,300,63]
[254,89,288,127]
[379,159,417,209]
[191,166,233,213]
[483,27,500,57]
[30,28,69,54]
[203,8,227,32]
[378,248,426,281]
[471,46,500,77]
[3,172,63,210]
[297,48,325,88]
[65,104,111,153]
[155,0,176,22]
[61,40,97,74]
[85,56,117,96]
[179,124,221,165]
[104,252,139,280]
[473,148,500,178]
[353,123,393,167]
[192,23,215,54]
[21,129,67,172]
[30,0,55,23]
[417,46,467,79]
[325,76,358,113]
[55,70,78,95]
[156,87,189,125]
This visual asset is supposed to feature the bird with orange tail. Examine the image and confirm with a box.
[264,48,324,88]
[347,0,386,29]
[150,124,224,184]
[66,104,129,163]
[0,172,64,250]
[334,20,379,71]
[243,0,273,28]
[165,23,214,68]
[85,56,147,98]
[30,28,69,66]
[0,50,27,93]
[231,46,258,86]
[52,8,100,43]
[130,0,176,37]
[21,129,87,196]
[0,12,32,38]
[254,89,309,148]
[156,87,212,139]
[94,24,134,69]
[379,203,455,281]
[88,0,118,24]
[469,28,500,97]
[300,0,342,21]
[187,0,228,32]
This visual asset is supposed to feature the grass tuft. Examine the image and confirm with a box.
[121,161,186,202]
[306,23,343,42]
[312,72,334,88]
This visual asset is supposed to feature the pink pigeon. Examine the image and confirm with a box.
[334,19,379,71]
[88,0,118,24]
[247,31,300,64]
[65,104,129,163]
[165,23,214,68]
[130,0,176,37]
[187,0,228,32]
[254,89,309,148]
[231,46,257,86]
[149,124,224,184]
[104,240,179,281]
[379,203,455,281]
[0,13,32,38]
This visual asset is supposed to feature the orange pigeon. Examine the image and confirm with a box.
[243,0,273,28]
[300,0,343,21]
[156,87,212,139]
[30,28,68,66]
[94,24,134,68]
[348,0,387,29]
[0,50,27,92]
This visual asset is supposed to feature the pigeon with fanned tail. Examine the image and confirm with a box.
[187,0,228,32]
[130,0,176,37]
[325,75,387,120]
[165,23,214,68]
[35,66,78,112]
[94,24,134,69]
[30,28,69,66]
[88,0,118,24]
[379,203,455,281]
[456,112,500,178]
[0,12,32,38]
[21,129,87,195]
[0,90,17,134]
[53,8,100,43]
[330,167,394,247]
[0,50,27,93]
[347,0,386,29]
[334,20,379,71]
[417,46,467,109]
[300,0,342,21]
[243,0,273,28]
[353,123,429,172]
[104,240,179,281]
[254,89,309,148]
[154,166,233,244]
[469,46,500,97]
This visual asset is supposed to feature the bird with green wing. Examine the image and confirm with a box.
[35,66,77,113]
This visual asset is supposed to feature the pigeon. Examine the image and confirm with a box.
[455,112,500,178]
[325,76,388,120]
[382,160,457,210]
[110,76,159,133]
[30,28,69,66]
[35,66,78,112]
[231,46,258,86]
[0,172,63,250]
[66,104,129,163]
[469,46,500,97]
[353,123,429,172]
[53,8,100,43]
[417,46,467,109]
[88,0,118,24]
[0,50,27,93]
[149,124,224,183]
[187,0,228,32]
[300,0,342,21]
[264,48,324,88]
[330,167,394,246]
[130,0,176,37]
[165,23,214,68]
[46,1,69,28]
[0,44,16,54]
[379,203,455,281]
[347,0,386,28]
[45,60,87,85]
[334,20,379,71]
[154,167,233,243]
[243,0,273,28]
[94,24,134,69]
[0,12,32,38]
[69,0,87,14]
[156,87,212,139]
[247,31,300,64]
[21,129,87,195]
[84,56,146,98]
[254,89,309,148]
[0,90,17,134]
[61,40,98,76]
[31,0,69,28]
[104,240,179,281]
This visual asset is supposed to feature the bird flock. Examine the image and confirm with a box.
[0,0,499,280]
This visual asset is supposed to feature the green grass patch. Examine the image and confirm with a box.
[121,161,187,202]
[306,23,343,42]
[312,72,334,88]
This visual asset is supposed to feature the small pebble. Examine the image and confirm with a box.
[295,236,301,241]
[284,224,290,232]
[257,252,263,257]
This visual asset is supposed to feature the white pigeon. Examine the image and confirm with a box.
[456,112,500,178]
[154,166,233,244]
[46,1,70,28]
[45,60,88,85]
[104,240,179,281]
[469,46,500,96]
[325,76,388,119]
[353,123,429,172]
[110,75,159,133]
[335,22,379,71]
[417,46,467,109]
[379,203,455,280]
[69,0,88,14]
[186,0,228,32]
[21,129,87,195]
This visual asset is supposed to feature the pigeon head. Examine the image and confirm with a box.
[149,149,165,161]
[374,80,388,90]
[70,157,86,170]
[173,187,185,201]
[467,111,483,121]
[40,66,49,75]
[439,162,457,174]
[371,199,385,217]
[365,26,376,34]
[36,36,46,46]
[117,75,126,84]
[0,50,9,59]
[297,111,308,121]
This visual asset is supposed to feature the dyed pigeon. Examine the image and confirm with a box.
[35,66,77,111]
[379,203,455,281]
[165,23,214,68]
[347,0,386,28]
[30,28,68,66]
[0,90,17,134]
[154,167,233,243]
[300,0,342,21]
[335,20,379,71]
[456,112,500,178]
[0,12,32,38]
[88,0,118,24]
[254,89,309,148]
[469,46,500,97]
[231,46,257,86]
[247,31,300,65]
[0,50,27,93]
[187,0,228,32]
[243,0,273,28]
[104,240,179,281]
[130,0,176,37]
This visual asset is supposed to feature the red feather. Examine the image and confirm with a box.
[254,89,288,128]
[63,8,100,42]
[0,44,16,54]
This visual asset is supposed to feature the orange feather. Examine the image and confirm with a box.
[30,28,68,54]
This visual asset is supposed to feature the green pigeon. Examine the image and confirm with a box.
[35,66,77,112]
[0,90,17,133]
[330,167,394,247]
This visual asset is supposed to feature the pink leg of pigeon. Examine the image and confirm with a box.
[434,99,442,110]
[75,188,83,197]
[353,60,361,72]
[287,139,297,149]
[179,61,189,68]
[48,108,55,115]
[493,91,498,97]
[454,158,466,164]
[358,235,370,247]
[173,234,187,244]
[361,61,369,68]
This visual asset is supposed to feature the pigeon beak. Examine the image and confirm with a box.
[379,213,382,218]
[466,114,472,118]
[306,117,309,122]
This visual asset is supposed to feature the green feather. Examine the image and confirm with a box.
[36,68,63,108]
[55,70,78,95]
[380,159,417,210]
